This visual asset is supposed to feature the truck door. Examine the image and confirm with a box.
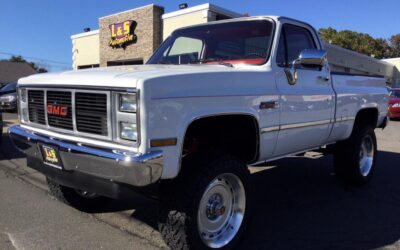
[274,23,335,156]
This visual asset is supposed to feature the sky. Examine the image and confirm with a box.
[0,0,399,71]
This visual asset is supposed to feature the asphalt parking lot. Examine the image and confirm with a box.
[1,112,400,249]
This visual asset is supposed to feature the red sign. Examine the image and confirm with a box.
[47,104,68,117]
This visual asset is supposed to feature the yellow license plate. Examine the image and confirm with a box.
[40,145,62,169]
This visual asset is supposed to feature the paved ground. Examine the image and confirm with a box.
[1,111,400,249]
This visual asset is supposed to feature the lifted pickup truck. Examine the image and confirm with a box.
[10,16,388,249]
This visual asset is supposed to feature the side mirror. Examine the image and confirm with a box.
[284,49,328,85]
[297,49,327,68]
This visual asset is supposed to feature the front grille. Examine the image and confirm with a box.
[26,89,109,138]
[28,90,45,125]
[76,93,108,135]
[47,91,73,130]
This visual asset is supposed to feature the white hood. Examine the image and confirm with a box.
[18,64,240,88]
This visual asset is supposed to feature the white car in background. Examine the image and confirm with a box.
[0,83,17,112]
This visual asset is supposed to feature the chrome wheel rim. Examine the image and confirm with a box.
[197,173,246,248]
[359,134,374,177]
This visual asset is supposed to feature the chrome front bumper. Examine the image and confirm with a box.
[9,125,163,187]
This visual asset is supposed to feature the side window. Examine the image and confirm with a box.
[276,24,317,67]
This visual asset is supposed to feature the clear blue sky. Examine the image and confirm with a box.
[1,0,399,71]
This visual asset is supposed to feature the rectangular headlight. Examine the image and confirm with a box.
[19,88,27,103]
[120,122,137,141]
[21,108,28,122]
[119,94,137,113]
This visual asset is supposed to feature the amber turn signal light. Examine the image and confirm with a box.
[150,138,177,147]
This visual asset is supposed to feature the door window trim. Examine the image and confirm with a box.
[275,23,319,70]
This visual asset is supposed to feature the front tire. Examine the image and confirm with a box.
[334,126,377,185]
[158,156,251,250]
[47,178,108,212]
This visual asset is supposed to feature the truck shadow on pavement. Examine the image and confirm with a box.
[85,150,400,250]
[238,151,400,249]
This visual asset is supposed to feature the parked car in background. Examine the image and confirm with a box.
[0,83,17,112]
[388,88,400,119]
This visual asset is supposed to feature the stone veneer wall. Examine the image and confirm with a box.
[99,4,164,67]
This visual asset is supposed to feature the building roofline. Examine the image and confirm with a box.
[71,29,99,40]
[99,4,163,20]
[162,3,242,19]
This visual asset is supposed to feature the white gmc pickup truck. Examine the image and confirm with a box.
[10,16,388,249]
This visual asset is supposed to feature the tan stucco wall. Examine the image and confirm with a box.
[163,11,208,40]
[382,58,400,87]
[386,59,400,70]
[72,33,100,69]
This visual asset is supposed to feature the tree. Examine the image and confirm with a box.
[389,34,400,57]
[4,55,48,73]
[319,27,400,59]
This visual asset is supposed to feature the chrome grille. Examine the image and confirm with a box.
[28,90,45,125]
[47,91,73,130]
[76,93,108,135]
[26,89,110,138]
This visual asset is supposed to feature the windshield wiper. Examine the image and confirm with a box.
[190,58,233,67]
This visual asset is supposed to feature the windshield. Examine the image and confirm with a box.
[390,90,400,98]
[147,20,274,66]
[0,83,17,92]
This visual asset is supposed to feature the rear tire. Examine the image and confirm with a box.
[158,155,251,250]
[334,126,377,186]
[47,178,109,212]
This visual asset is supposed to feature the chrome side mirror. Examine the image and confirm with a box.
[284,49,328,85]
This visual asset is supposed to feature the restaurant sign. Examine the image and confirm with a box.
[109,20,137,48]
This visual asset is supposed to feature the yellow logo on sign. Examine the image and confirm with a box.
[109,20,137,48]
[43,147,58,163]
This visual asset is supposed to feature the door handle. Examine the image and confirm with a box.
[260,101,279,110]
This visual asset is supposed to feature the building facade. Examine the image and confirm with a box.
[383,58,400,87]
[70,2,400,87]
[71,3,242,70]
[71,30,100,69]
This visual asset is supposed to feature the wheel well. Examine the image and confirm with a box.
[354,108,378,129]
[182,115,259,164]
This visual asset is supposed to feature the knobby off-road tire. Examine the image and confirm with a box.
[334,126,377,186]
[158,155,251,250]
[47,178,108,212]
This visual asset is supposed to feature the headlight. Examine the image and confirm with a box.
[392,103,400,108]
[119,94,137,113]
[0,93,16,102]
[19,88,27,102]
[120,122,137,141]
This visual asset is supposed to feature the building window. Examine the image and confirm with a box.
[107,59,144,66]
[215,13,231,21]
[77,64,100,70]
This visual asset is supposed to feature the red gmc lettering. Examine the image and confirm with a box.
[47,105,68,116]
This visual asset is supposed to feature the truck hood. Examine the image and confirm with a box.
[18,64,246,88]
